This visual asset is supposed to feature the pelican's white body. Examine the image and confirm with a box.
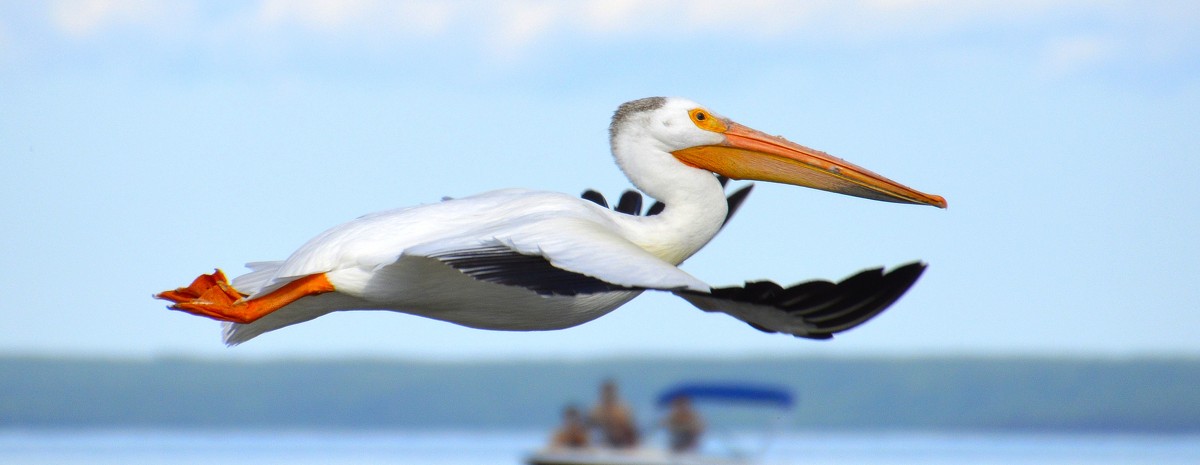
[224,98,735,344]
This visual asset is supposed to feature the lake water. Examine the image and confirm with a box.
[1,429,1197,464]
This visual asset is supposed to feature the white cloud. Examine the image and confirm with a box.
[254,0,457,37]
[50,0,193,37]
[231,0,1101,44]
[548,0,1097,41]
[1039,35,1117,78]
[395,1,458,36]
[488,0,565,59]
[256,0,370,32]
[579,0,644,34]
[672,0,826,37]
[36,0,1200,73]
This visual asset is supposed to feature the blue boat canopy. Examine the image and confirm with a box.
[656,383,795,409]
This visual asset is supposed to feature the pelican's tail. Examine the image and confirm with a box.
[221,293,342,346]
[232,261,285,297]
[221,261,344,346]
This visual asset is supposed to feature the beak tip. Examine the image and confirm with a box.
[930,195,948,209]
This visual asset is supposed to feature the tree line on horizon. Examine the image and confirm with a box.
[2,355,1196,432]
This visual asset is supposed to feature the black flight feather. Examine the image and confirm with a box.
[615,191,643,215]
[581,189,608,208]
[430,246,630,296]
[676,262,927,340]
[579,180,753,227]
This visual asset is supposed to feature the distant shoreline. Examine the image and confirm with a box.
[3,355,1197,433]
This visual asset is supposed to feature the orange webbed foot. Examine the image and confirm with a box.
[157,270,336,325]
[156,269,255,323]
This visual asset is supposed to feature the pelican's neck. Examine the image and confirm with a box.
[611,143,729,265]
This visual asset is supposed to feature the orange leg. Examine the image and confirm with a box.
[156,270,336,324]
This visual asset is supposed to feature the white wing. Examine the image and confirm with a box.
[238,189,709,298]
[405,214,709,294]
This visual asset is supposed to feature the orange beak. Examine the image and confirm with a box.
[672,121,947,208]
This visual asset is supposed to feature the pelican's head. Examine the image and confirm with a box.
[610,97,947,208]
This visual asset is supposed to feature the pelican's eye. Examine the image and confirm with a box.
[689,108,727,133]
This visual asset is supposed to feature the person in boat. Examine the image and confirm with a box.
[588,380,640,448]
[663,395,705,453]
[549,405,590,449]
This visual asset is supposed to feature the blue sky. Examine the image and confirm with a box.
[2,1,1198,360]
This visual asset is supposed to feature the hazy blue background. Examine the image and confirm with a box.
[2,1,1197,360]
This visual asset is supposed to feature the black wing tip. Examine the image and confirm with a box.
[581,189,608,208]
[721,183,754,227]
[810,261,930,336]
[615,190,643,215]
[582,180,752,219]
[697,261,932,340]
[891,261,929,283]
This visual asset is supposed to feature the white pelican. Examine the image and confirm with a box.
[157,97,946,344]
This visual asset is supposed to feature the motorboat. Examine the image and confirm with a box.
[527,383,794,465]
